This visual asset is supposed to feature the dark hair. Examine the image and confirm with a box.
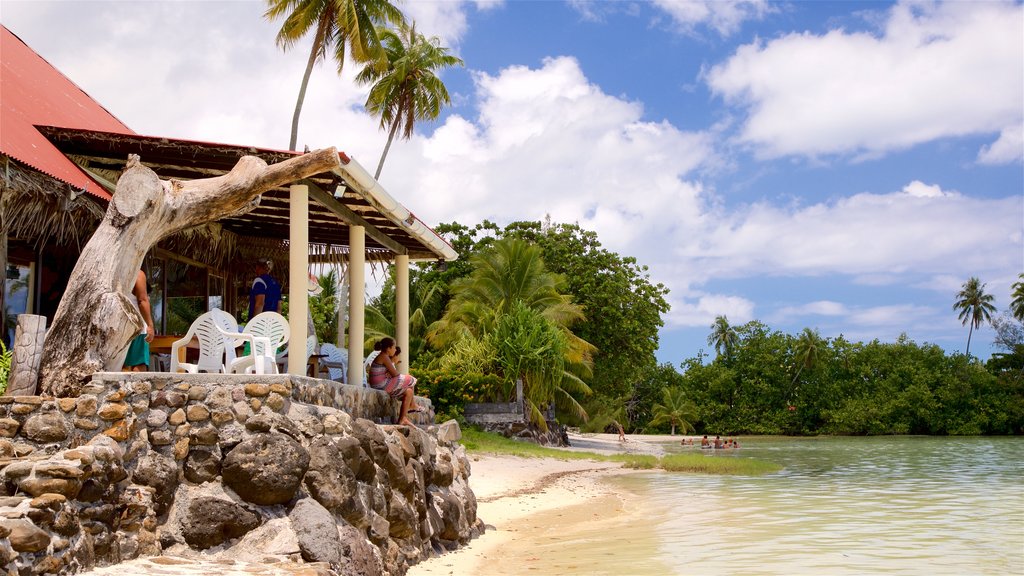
[375,337,395,351]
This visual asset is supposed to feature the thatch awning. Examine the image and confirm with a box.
[38,126,457,265]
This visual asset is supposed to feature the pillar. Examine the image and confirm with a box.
[395,253,410,368]
[347,225,365,386]
[288,184,309,375]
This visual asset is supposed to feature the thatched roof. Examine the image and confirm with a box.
[42,126,456,264]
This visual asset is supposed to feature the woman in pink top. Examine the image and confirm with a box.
[368,337,418,426]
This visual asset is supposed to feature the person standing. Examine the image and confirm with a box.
[249,258,282,319]
[123,269,155,372]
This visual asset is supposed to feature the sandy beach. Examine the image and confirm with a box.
[406,432,674,576]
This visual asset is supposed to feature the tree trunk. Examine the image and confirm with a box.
[6,314,46,396]
[966,323,974,358]
[38,148,343,397]
[374,119,401,180]
[289,19,329,152]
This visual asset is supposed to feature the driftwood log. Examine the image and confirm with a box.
[38,149,344,397]
[6,314,47,396]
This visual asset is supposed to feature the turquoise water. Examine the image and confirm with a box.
[607,437,1024,575]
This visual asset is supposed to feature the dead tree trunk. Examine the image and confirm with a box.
[38,149,344,397]
[6,314,46,396]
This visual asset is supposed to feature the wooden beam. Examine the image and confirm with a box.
[304,180,406,255]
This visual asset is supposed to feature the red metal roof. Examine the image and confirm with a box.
[1,25,134,200]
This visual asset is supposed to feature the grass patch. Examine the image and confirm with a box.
[461,428,781,476]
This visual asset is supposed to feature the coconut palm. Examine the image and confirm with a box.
[707,315,739,361]
[791,327,822,384]
[265,0,405,151]
[355,22,463,179]
[648,387,697,435]
[1011,273,1024,322]
[953,277,997,357]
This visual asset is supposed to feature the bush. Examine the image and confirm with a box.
[0,341,11,396]
[411,368,504,423]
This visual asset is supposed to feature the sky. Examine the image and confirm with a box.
[3,0,1022,365]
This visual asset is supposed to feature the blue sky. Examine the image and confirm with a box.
[3,0,1022,365]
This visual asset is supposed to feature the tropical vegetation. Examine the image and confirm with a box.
[366,219,1022,437]
[355,21,464,178]
[953,276,997,357]
[265,0,406,151]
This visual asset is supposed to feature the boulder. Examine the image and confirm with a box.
[21,412,70,443]
[303,436,362,524]
[184,449,221,484]
[132,452,179,514]
[222,433,308,506]
[288,497,343,567]
[181,497,261,550]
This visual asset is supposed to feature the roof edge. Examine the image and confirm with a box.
[333,158,459,262]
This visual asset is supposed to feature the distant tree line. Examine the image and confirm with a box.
[365,219,1023,436]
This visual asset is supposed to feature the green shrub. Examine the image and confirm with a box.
[411,368,504,423]
[0,341,11,396]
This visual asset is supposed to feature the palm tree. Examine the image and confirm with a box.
[265,0,405,151]
[953,277,997,357]
[707,315,739,361]
[1011,273,1024,322]
[355,22,463,179]
[429,238,595,427]
[791,327,822,385]
[648,387,697,435]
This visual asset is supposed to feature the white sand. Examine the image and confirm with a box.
[406,432,678,576]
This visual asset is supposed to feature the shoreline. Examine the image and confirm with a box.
[406,432,675,575]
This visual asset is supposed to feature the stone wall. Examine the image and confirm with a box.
[0,373,482,575]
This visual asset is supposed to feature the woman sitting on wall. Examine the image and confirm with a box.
[368,337,418,426]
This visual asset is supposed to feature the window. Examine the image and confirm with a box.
[4,263,33,347]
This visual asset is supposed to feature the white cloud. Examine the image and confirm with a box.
[706,0,1024,159]
[902,180,950,198]
[690,183,1021,281]
[664,293,756,328]
[777,301,849,317]
[652,0,772,36]
[978,123,1024,165]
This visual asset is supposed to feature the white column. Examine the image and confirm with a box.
[288,184,309,376]
[395,253,410,368]
[347,226,365,386]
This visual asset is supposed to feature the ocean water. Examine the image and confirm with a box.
[603,436,1024,576]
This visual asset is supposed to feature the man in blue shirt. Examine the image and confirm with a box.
[248,258,282,319]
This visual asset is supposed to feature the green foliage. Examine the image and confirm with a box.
[309,268,339,345]
[648,387,698,435]
[0,340,11,396]
[411,369,504,423]
[355,21,463,178]
[673,320,1024,436]
[1010,273,1024,322]
[429,238,593,428]
[953,276,998,357]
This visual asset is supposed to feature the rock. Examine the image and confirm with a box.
[21,412,70,443]
[0,418,19,437]
[352,418,389,463]
[386,492,417,540]
[181,497,261,550]
[222,433,309,506]
[183,449,221,484]
[436,420,462,444]
[337,436,375,483]
[338,522,383,576]
[4,519,50,552]
[303,437,359,518]
[132,452,179,513]
[289,497,343,567]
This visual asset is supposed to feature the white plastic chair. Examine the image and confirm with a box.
[281,334,317,375]
[170,309,239,374]
[319,343,348,382]
[230,312,290,375]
